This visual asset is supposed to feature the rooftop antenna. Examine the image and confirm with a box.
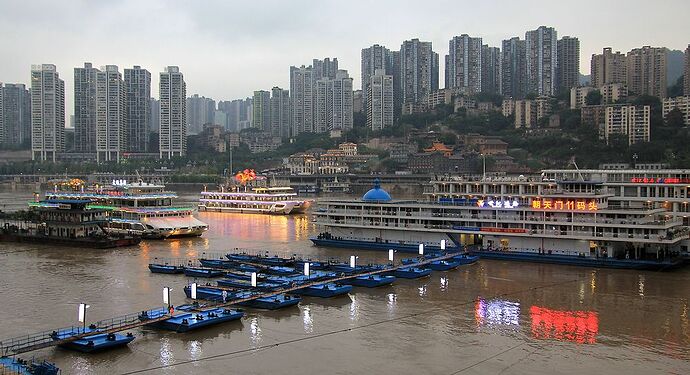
[135,170,143,184]
[571,157,584,181]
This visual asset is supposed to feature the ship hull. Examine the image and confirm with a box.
[0,233,141,248]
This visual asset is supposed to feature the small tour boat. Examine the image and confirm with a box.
[50,328,135,353]
[427,259,462,271]
[148,263,185,274]
[293,283,353,298]
[233,291,301,310]
[183,267,224,278]
[139,307,243,333]
[343,275,396,288]
[0,356,60,375]
[392,267,433,279]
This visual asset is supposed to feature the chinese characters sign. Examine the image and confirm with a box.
[630,177,690,184]
[476,199,520,209]
[531,198,598,211]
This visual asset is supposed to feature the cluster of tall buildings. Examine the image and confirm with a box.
[0,82,31,148]
[590,46,668,98]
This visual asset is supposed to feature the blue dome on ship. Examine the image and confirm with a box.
[362,179,391,202]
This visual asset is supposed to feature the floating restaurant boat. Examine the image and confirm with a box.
[139,307,243,333]
[46,179,208,239]
[148,263,185,274]
[50,328,135,353]
[0,356,59,375]
[0,199,141,248]
[292,283,353,298]
[183,267,224,278]
[311,172,690,270]
[343,275,396,288]
[391,267,433,279]
[199,170,312,215]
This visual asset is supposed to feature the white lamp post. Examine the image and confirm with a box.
[419,243,424,255]
[78,303,90,332]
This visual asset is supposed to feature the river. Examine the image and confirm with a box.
[0,191,688,374]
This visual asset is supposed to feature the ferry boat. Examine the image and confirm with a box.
[45,179,208,239]
[0,199,141,248]
[198,169,312,215]
[311,175,690,270]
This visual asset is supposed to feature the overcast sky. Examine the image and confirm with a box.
[1,0,689,116]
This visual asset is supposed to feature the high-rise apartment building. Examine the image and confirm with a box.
[603,105,650,145]
[31,64,65,162]
[366,69,393,131]
[501,37,527,99]
[446,35,483,94]
[270,87,290,138]
[314,70,353,133]
[685,45,690,96]
[1,83,31,147]
[290,65,315,135]
[525,26,557,96]
[590,48,627,88]
[481,45,501,94]
[313,58,339,80]
[662,96,690,126]
[95,65,126,162]
[400,39,439,104]
[150,98,160,133]
[186,94,215,135]
[124,66,151,152]
[74,62,99,152]
[626,46,667,98]
[361,45,395,109]
[252,90,271,132]
[556,36,580,93]
[159,66,186,159]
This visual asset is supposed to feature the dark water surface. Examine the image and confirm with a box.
[0,191,689,374]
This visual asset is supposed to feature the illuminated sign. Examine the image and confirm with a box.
[480,227,528,234]
[630,177,690,184]
[112,179,128,186]
[530,306,598,344]
[477,199,520,209]
[531,198,598,211]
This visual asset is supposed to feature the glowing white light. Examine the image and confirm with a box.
[419,244,424,255]
[77,303,90,323]
[304,262,310,276]
[191,283,197,299]
[163,287,170,305]
[251,272,257,287]
[441,240,446,250]
[350,255,356,268]
[388,249,394,262]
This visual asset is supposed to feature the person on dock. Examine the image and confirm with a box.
[168,305,174,315]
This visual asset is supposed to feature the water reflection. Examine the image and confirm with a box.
[475,298,520,327]
[71,356,92,374]
[530,306,598,344]
[199,212,312,243]
[160,337,174,366]
[188,340,202,360]
[387,293,397,316]
[249,317,262,347]
[638,275,646,297]
[302,306,314,333]
[349,295,360,322]
[439,277,449,291]
[418,284,427,298]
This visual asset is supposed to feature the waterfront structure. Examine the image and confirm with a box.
[31,64,65,162]
[159,66,186,159]
[186,94,215,135]
[290,65,315,135]
[683,44,690,96]
[366,69,393,131]
[501,37,527,99]
[73,63,99,152]
[446,35,483,94]
[556,36,580,93]
[626,46,667,98]
[525,26,557,97]
[481,45,501,94]
[1,83,31,147]
[662,96,690,126]
[124,66,151,152]
[314,70,353,133]
[590,48,627,88]
[252,90,271,132]
[361,44,395,109]
[603,105,650,145]
[270,87,290,138]
[95,65,126,162]
[400,39,439,104]
[312,173,689,268]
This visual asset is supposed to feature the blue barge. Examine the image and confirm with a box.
[149,263,185,274]
[183,267,224,278]
[343,275,396,288]
[293,283,352,298]
[216,278,285,291]
[182,285,301,310]
[391,267,433,279]
[427,259,462,271]
[0,357,60,375]
[50,328,134,353]
[139,307,243,332]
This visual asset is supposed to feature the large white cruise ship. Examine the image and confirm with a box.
[46,179,208,239]
[311,171,690,270]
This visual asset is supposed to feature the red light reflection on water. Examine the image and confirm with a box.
[530,306,599,344]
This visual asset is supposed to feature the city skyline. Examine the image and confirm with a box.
[2,0,690,116]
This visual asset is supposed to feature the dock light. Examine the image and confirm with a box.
[304,262,310,276]
[251,272,257,287]
[388,249,394,262]
[163,287,172,306]
[419,244,424,255]
[350,255,356,268]
[78,303,90,331]
[191,283,197,300]
[441,240,446,250]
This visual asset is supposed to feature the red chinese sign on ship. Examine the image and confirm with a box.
[531,198,598,211]
[234,169,257,185]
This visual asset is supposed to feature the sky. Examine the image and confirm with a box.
[1,0,689,117]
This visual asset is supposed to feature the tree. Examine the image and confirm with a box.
[665,107,685,127]
[585,90,602,106]
[668,76,684,98]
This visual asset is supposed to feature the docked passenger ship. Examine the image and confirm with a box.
[311,171,690,270]
[46,180,208,239]
[198,186,312,215]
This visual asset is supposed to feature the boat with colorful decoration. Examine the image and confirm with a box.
[45,178,208,239]
[198,169,312,215]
